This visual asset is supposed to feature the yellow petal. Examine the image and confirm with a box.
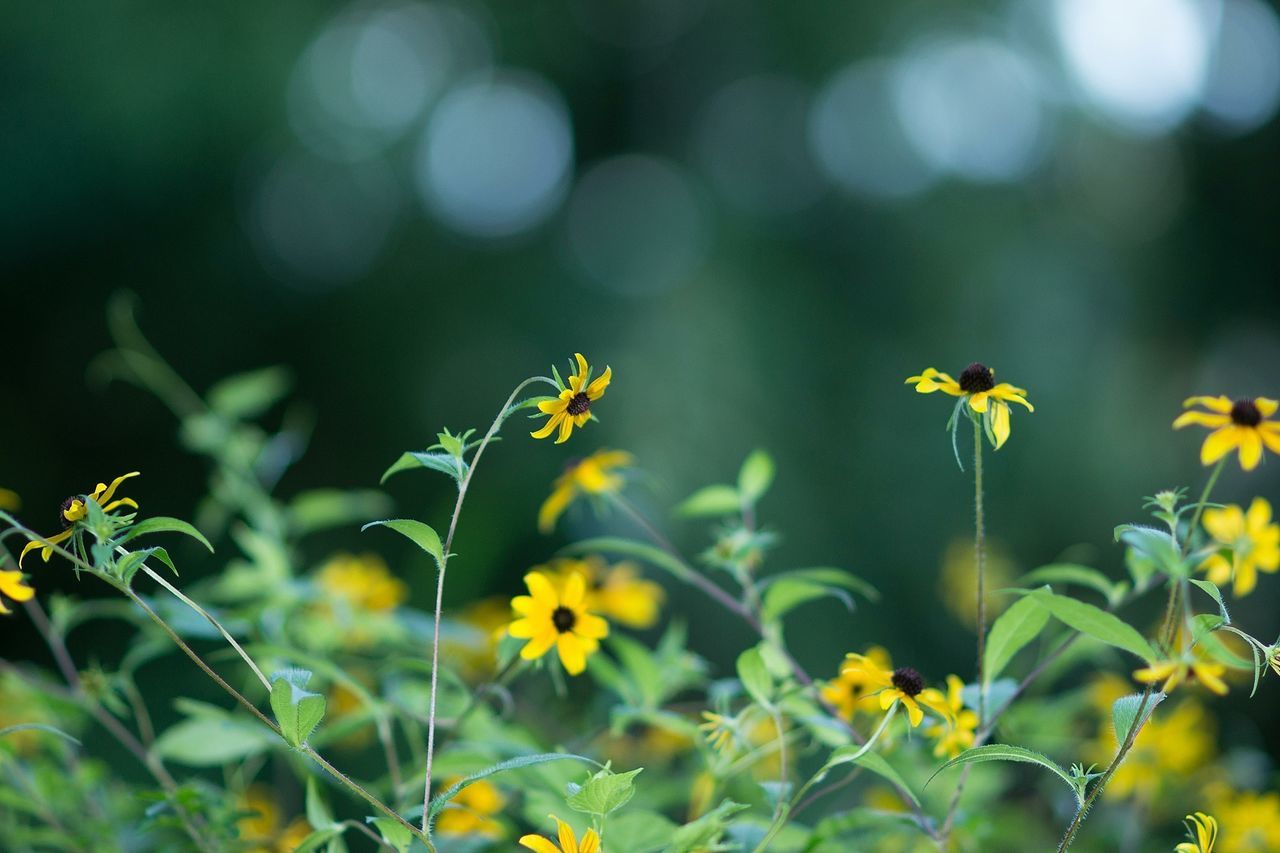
[1202,505,1244,543]
[991,400,1011,449]
[0,570,35,603]
[520,632,557,661]
[561,571,586,609]
[578,828,601,853]
[97,471,140,504]
[901,696,924,727]
[968,392,989,413]
[507,617,538,639]
[557,633,588,675]
[574,612,609,640]
[525,572,558,608]
[1238,428,1263,470]
[1173,411,1231,430]
[1193,662,1229,695]
[555,415,575,444]
[19,530,73,567]
[1256,397,1279,416]
[1200,426,1242,466]
[1183,395,1232,413]
[1247,496,1274,531]
[538,483,577,534]
[518,834,562,853]
[570,353,590,393]
[585,366,612,400]
[531,412,565,439]
[538,397,570,414]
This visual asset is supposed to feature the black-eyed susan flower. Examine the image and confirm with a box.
[925,675,980,759]
[543,556,664,630]
[820,645,894,721]
[531,353,612,445]
[1199,498,1280,597]
[518,814,600,853]
[19,472,140,566]
[906,363,1033,450]
[1134,656,1228,696]
[1175,396,1280,471]
[435,777,505,838]
[507,571,608,675]
[0,569,35,615]
[839,653,952,727]
[538,450,632,533]
[1175,811,1218,853]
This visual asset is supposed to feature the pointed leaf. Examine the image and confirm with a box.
[675,485,741,518]
[927,744,1083,805]
[118,517,213,553]
[361,519,443,569]
[984,595,1050,685]
[738,450,775,504]
[1030,588,1155,662]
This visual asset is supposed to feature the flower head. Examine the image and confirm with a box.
[1175,811,1218,853]
[820,645,894,721]
[435,777,505,837]
[20,472,140,566]
[0,568,35,616]
[531,353,612,444]
[519,814,600,853]
[1133,656,1228,696]
[699,711,737,753]
[925,675,980,759]
[538,450,632,533]
[906,364,1033,449]
[543,556,664,629]
[839,652,952,727]
[507,571,609,675]
[1199,498,1280,597]
[1174,396,1280,471]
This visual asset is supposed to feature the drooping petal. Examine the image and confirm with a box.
[1192,662,1229,695]
[1182,396,1233,413]
[555,415,575,444]
[900,695,924,727]
[1200,553,1232,586]
[1199,427,1241,466]
[967,392,989,413]
[991,400,1011,449]
[1233,561,1258,597]
[19,530,73,567]
[531,412,565,439]
[538,483,577,534]
[1238,428,1264,471]
[97,472,140,504]
[557,633,588,675]
[1173,411,1231,430]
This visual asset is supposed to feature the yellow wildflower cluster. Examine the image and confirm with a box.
[315,553,407,613]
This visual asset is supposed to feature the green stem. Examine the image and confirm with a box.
[1184,459,1226,557]
[973,420,987,728]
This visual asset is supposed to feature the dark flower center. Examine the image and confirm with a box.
[958,363,995,393]
[566,393,591,416]
[59,497,79,529]
[891,667,924,697]
[551,606,577,633]
[1231,399,1262,427]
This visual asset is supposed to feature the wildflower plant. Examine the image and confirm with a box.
[2,307,1280,852]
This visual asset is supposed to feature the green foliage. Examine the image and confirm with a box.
[1027,587,1156,662]
[566,766,643,816]
[929,744,1085,806]
[270,669,327,749]
[361,518,444,569]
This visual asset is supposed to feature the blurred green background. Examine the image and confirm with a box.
[4,0,1280,764]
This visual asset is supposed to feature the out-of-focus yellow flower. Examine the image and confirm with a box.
[865,785,910,813]
[1093,697,1214,801]
[0,568,35,616]
[519,814,600,853]
[597,720,693,768]
[0,488,19,511]
[236,785,313,853]
[1176,811,1218,853]
[544,556,664,630]
[688,770,716,821]
[1199,498,1280,597]
[1207,786,1280,852]
[1175,396,1280,471]
[906,364,1033,449]
[325,680,375,749]
[20,472,139,565]
[538,450,632,533]
[821,645,894,721]
[938,536,1015,628]
[0,673,56,756]
[926,675,979,759]
[315,553,407,612]
[839,653,951,727]
[446,596,510,678]
[435,777,505,837]
[507,571,608,675]
[699,711,736,754]
[1134,656,1229,696]
[531,353,611,444]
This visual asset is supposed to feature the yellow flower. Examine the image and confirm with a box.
[0,568,35,616]
[905,363,1033,449]
[1093,697,1214,801]
[435,777,505,837]
[820,645,894,721]
[1174,396,1280,471]
[938,536,1014,628]
[0,488,19,511]
[925,675,979,759]
[1199,498,1280,597]
[699,711,737,753]
[19,472,140,566]
[1208,787,1280,852]
[1134,656,1229,696]
[236,785,313,853]
[315,553,407,612]
[1176,812,1218,853]
[838,653,952,727]
[544,556,664,630]
[531,353,612,444]
[538,450,632,533]
[519,814,601,853]
[507,571,608,675]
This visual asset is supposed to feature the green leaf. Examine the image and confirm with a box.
[427,753,599,823]
[1018,563,1119,603]
[1189,578,1231,623]
[118,517,213,553]
[365,817,411,853]
[847,752,921,807]
[675,485,741,518]
[566,767,643,817]
[984,595,1051,685]
[605,811,677,852]
[0,723,81,746]
[292,827,344,853]
[670,799,749,853]
[270,669,326,749]
[361,519,444,569]
[738,449,775,504]
[1115,525,1185,577]
[207,366,291,420]
[153,715,275,766]
[305,777,336,831]
[1030,588,1156,662]
[759,568,879,602]
[562,537,689,580]
[737,646,774,708]
[287,489,393,534]
[381,451,465,484]
[761,578,848,624]
[927,744,1083,806]
[1111,692,1165,744]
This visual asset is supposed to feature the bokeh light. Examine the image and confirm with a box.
[415,71,574,238]
[1200,0,1280,133]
